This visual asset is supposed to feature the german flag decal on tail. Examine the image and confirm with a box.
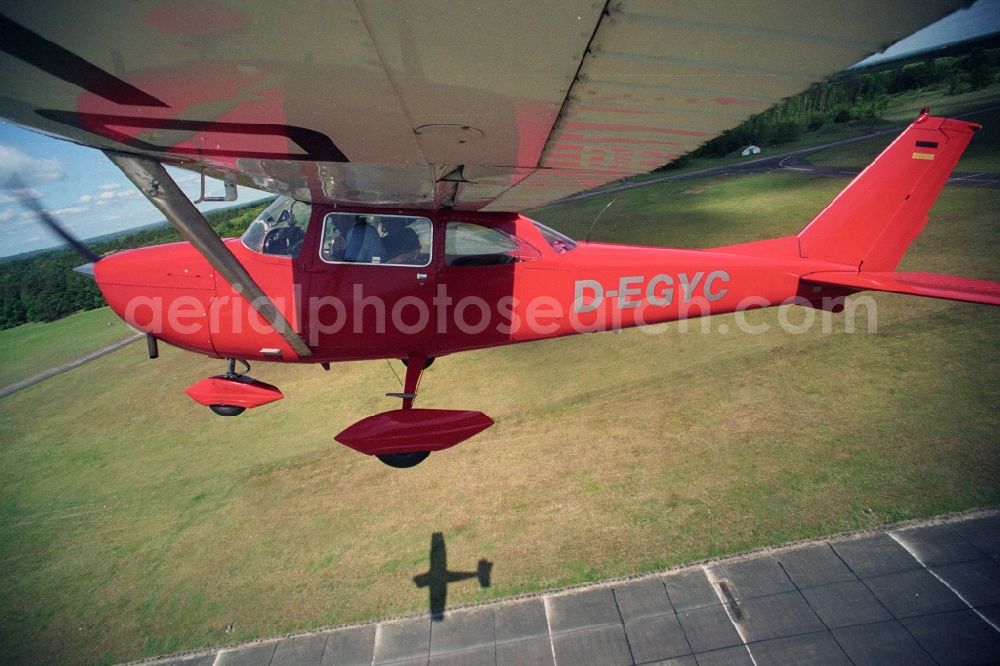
[913,139,938,160]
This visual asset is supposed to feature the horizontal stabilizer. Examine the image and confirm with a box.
[803,271,1000,306]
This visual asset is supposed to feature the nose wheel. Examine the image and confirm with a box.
[185,359,284,416]
[210,403,246,417]
[207,359,252,416]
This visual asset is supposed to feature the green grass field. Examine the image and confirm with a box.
[0,308,134,387]
[1,169,998,664]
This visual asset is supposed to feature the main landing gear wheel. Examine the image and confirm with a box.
[377,451,431,468]
[209,404,246,417]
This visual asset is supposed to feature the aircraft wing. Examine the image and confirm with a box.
[0,1,965,212]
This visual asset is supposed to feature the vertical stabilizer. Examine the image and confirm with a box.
[797,113,978,271]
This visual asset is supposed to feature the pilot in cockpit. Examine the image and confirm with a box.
[342,215,386,263]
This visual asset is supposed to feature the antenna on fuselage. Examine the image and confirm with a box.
[585,198,616,243]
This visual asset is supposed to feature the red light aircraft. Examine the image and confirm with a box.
[1,3,996,467]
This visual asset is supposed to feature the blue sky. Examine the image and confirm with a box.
[1,1,997,257]
[0,125,269,257]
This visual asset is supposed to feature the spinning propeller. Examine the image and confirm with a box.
[4,176,102,271]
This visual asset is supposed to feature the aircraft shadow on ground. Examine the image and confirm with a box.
[413,532,492,621]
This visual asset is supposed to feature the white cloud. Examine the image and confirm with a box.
[0,208,14,222]
[0,144,64,184]
[52,206,88,216]
[11,186,41,199]
[98,190,116,200]
[0,192,11,204]
[79,194,92,203]
[95,200,109,206]
[97,182,121,190]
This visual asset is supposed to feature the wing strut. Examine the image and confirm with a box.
[104,152,312,358]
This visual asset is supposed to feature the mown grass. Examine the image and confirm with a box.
[0,307,134,387]
[1,174,998,665]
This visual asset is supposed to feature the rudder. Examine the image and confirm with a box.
[797,112,979,271]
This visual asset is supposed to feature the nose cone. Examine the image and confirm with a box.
[95,242,218,355]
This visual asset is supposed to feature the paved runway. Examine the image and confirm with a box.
[148,510,1000,666]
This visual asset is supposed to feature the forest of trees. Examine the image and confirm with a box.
[672,46,999,163]
[0,199,270,329]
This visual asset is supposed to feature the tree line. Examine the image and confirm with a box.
[0,199,270,329]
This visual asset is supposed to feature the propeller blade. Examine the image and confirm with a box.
[5,176,102,264]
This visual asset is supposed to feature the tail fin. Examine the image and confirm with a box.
[797,112,979,271]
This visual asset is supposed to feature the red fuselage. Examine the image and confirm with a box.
[93,208,851,363]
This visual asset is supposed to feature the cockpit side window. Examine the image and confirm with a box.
[444,222,541,266]
[319,213,432,266]
[241,197,312,257]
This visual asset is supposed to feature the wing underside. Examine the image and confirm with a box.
[0,1,965,211]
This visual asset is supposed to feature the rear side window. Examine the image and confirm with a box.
[319,213,431,266]
[445,222,540,266]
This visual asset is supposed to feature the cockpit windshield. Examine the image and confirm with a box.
[241,196,312,257]
[532,221,577,254]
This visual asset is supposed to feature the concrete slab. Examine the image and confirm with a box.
[736,590,825,643]
[930,558,1000,607]
[690,645,754,666]
[428,645,494,666]
[832,534,921,578]
[952,515,1000,557]
[495,636,553,666]
[372,618,431,665]
[675,604,741,653]
[832,620,935,666]
[613,577,672,621]
[321,625,376,666]
[641,656,696,666]
[980,605,1000,628]
[270,634,328,666]
[902,609,1000,665]
[775,543,855,589]
[747,630,851,666]
[800,580,892,628]
[715,556,794,599]
[550,624,632,666]
[865,568,967,618]
[493,598,548,642]
[429,607,494,655]
[661,569,718,612]
[894,523,987,565]
[623,613,690,663]
[546,587,621,633]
